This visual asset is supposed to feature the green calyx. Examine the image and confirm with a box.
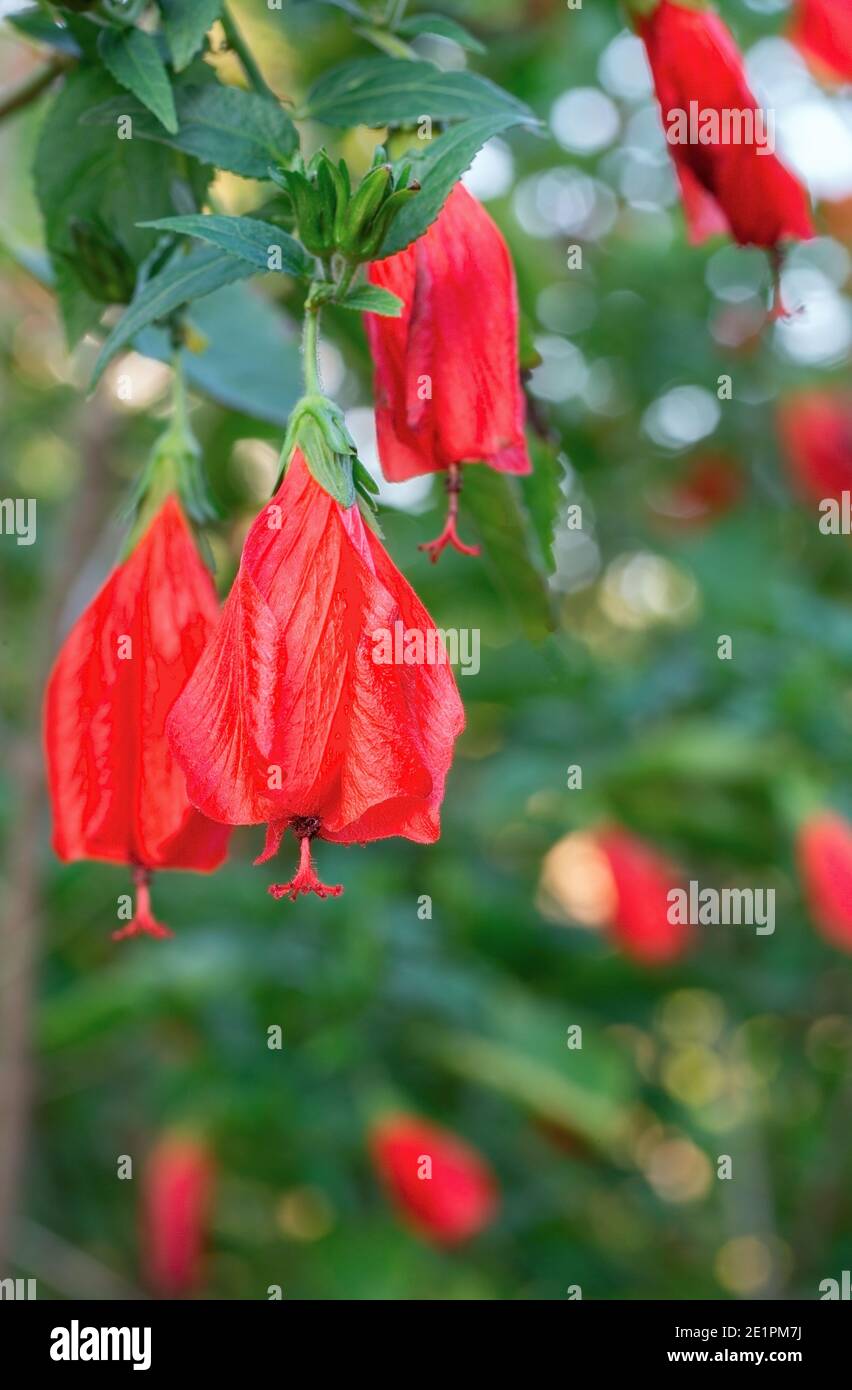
[280,393,381,529]
[271,148,419,265]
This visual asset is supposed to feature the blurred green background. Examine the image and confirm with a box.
[1,0,852,1299]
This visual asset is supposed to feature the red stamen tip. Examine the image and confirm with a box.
[419,467,479,563]
[113,869,173,942]
[267,831,343,901]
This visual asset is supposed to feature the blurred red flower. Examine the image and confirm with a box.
[790,0,852,82]
[650,451,744,529]
[797,811,852,952]
[366,184,531,561]
[370,1114,499,1245]
[597,827,687,964]
[635,0,813,252]
[168,451,464,900]
[142,1133,214,1296]
[778,391,852,505]
[43,496,230,940]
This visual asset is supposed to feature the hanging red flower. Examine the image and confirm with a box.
[44,495,231,940]
[778,391,852,505]
[790,0,852,83]
[167,450,465,900]
[369,1113,499,1245]
[365,183,531,561]
[142,1132,214,1296]
[597,827,687,964]
[634,0,813,258]
[797,811,852,952]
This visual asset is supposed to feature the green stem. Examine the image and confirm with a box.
[221,4,276,100]
[302,307,322,395]
[385,0,409,27]
[336,262,357,301]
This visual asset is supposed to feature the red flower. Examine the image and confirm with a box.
[650,450,743,528]
[636,0,813,252]
[142,1133,214,1296]
[778,391,852,505]
[370,1113,498,1245]
[366,183,531,561]
[791,0,852,83]
[167,451,464,900]
[597,828,687,964]
[44,496,230,940]
[797,811,852,951]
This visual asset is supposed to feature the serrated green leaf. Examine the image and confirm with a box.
[90,245,255,388]
[397,12,485,53]
[341,283,403,316]
[305,56,536,127]
[521,440,567,575]
[98,28,178,134]
[462,466,556,641]
[82,81,298,178]
[159,0,222,71]
[35,67,209,345]
[142,214,313,278]
[379,113,529,257]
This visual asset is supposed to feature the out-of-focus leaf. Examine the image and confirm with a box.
[142,214,313,278]
[34,67,208,345]
[521,439,566,575]
[305,56,536,127]
[98,28,178,134]
[397,12,485,53]
[463,467,557,641]
[90,246,255,387]
[138,280,302,426]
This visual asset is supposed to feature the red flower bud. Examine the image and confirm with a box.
[167,451,464,899]
[370,1114,499,1246]
[43,496,230,940]
[797,811,852,951]
[778,391,852,506]
[142,1133,214,1296]
[597,828,687,965]
[790,0,852,83]
[366,184,531,561]
[637,0,813,251]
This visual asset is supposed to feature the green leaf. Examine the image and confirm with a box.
[305,57,536,127]
[340,283,403,316]
[35,67,209,345]
[82,81,298,179]
[137,280,302,426]
[380,113,528,257]
[462,466,556,642]
[159,0,223,71]
[98,28,178,134]
[90,245,256,388]
[521,439,567,576]
[7,8,89,55]
[141,214,313,278]
[397,12,485,53]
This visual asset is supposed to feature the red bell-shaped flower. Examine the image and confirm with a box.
[778,391,852,506]
[142,1132,214,1296]
[597,827,687,965]
[366,183,531,561]
[44,495,230,940]
[797,811,852,952]
[791,0,852,83]
[369,1113,499,1245]
[636,0,813,257]
[167,451,464,900]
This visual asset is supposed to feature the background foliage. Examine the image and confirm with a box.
[1,0,851,1299]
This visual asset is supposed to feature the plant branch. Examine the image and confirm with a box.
[302,304,322,395]
[0,54,71,123]
[221,4,276,101]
